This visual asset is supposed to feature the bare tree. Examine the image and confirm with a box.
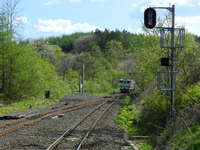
[73,35,97,53]
[58,54,74,80]
[1,0,20,39]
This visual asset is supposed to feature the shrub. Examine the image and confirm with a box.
[114,103,141,135]
[140,143,154,150]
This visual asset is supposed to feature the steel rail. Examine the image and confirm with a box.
[76,101,115,150]
[0,103,69,128]
[46,100,109,150]
[0,101,100,129]
[0,100,102,136]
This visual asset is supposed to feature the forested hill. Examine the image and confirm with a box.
[36,29,139,53]
[24,29,162,96]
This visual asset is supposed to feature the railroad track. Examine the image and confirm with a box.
[0,100,104,136]
[46,98,116,150]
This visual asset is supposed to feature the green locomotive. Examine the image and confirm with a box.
[119,79,135,93]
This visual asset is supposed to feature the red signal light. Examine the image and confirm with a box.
[144,8,156,29]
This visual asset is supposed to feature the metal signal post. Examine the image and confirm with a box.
[144,5,185,122]
[170,5,176,122]
[156,5,176,122]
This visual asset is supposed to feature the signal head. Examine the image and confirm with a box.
[144,8,156,29]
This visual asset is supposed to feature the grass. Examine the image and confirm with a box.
[139,142,154,150]
[0,98,59,116]
[0,91,114,116]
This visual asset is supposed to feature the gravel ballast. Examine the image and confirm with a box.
[0,94,128,150]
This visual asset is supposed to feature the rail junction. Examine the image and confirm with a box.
[0,94,131,150]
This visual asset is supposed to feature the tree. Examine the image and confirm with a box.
[86,42,102,58]
[1,0,21,39]
[58,54,75,80]
[104,40,123,65]
[72,53,96,80]
[48,33,90,53]
[73,35,97,53]
[178,34,200,86]
[0,41,67,99]
[31,40,65,71]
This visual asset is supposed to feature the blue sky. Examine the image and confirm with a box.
[6,0,200,39]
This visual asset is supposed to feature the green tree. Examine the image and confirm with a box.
[0,41,67,100]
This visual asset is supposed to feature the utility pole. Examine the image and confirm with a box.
[79,75,81,94]
[82,64,85,94]
[79,64,85,94]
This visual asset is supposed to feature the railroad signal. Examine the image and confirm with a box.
[144,8,156,29]
[161,57,170,66]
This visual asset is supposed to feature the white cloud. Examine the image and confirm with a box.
[44,0,81,6]
[176,16,200,35]
[131,0,190,13]
[15,16,29,24]
[35,18,102,34]
[160,0,188,6]
[127,27,143,34]
[144,0,189,6]
[65,0,81,2]
[89,0,106,2]
[140,5,147,12]
[176,16,200,24]
[44,0,105,5]
[44,0,59,6]
[185,25,200,35]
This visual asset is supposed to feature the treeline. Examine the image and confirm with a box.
[46,29,131,53]
[28,29,140,95]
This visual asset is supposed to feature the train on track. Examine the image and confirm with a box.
[119,79,135,93]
